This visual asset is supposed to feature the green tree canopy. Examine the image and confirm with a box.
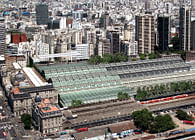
[149,53,158,59]
[72,100,83,107]
[140,54,146,60]
[88,53,128,64]
[150,114,175,133]
[21,113,32,129]
[117,92,129,100]
[132,109,154,131]
[176,110,192,121]
[135,88,148,100]
[88,55,102,64]
[132,109,175,133]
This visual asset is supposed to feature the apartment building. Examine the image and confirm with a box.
[179,5,191,51]
[135,13,155,54]
[0,18,5,56]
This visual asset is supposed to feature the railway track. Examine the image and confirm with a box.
[66,95,195,129]
[70,99,134,114]
[148,96,195,111]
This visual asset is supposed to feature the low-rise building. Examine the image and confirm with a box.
[32,98,62,134]
[8,85,57,117]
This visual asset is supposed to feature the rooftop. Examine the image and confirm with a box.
[36,57,190,107]
[12,87,20,94]
[37,99,60,115]
[23,67,48,87]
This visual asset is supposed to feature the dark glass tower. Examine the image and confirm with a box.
[36,4,49,25]
[191,20,195,50]
[179,6,191,51]
[0,18,5,55]
[157,16,170,52]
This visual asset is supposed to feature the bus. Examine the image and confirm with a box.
[77,127,88,133]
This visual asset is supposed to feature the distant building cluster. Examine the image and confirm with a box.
[1,0,195,138]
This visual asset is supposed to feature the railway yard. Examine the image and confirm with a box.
[65,99,145,129]
[64,93,195,130]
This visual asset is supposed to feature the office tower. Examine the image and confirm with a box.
[98,38,111,57]
[145,0,150,11]
[192,0,195,7]
[36,4,49,25]
[179,5,191,51]
[135,14,155,54]
[157,15,170,52]
[0,18,5,56]
[99,13,110,29]
[191,19,195,50]
[107,31,120,54]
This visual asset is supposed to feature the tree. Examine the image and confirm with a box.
[21,114,32,129]
[117,92,129,100]
[72,100,83,107]
[135,88,148,100]
[47,78,53,83]
[132,109,175,133]
[102,54,113,63]
[40,70,45,78]
[88,55,102,64]
[176,110,192,121]
[88,53,128,64]
[150,114,175,133]
[132,58,136,61]
[140,54,146,60]
[132,109,154,131]
[149,53,158,59]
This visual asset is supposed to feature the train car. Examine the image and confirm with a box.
[141,102,146,104]
[140,94,188,105]
[77,127,88,133]
[151,99,160,103]
[161,97,174,101]
[169,130,183,136]
[183,120,194,125]
[175,94,188,99]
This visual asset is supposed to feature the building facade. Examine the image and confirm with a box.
[179,5,191,51]
[157,15,170,52]
[8,85,57,117]
[36,4,49,25]
[0,18,5,56]
[107,31,120,54]
[135,14,155,54]
[191,19,195,50]
[32,98,63,134]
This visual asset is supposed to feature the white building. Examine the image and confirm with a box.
[60,17,66,29]
[76,44,89,59]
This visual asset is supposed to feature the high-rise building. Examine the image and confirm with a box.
[179,5,191,51]
[0,18,5,56]
[135,14,155,54]
[192,0,195,7]
[107,31,120,54]
[157,15,170,52]
[99,13,110,29]
[145,0,150,11]
[36,4,49,25]
[191,19,195,50]
[98,38,111,57]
